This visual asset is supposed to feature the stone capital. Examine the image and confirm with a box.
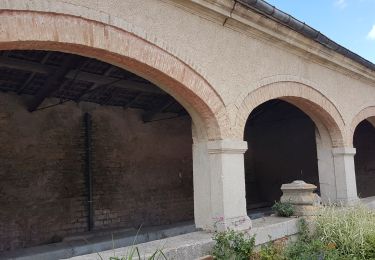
[332,147,356,156]
[207,139,248,154]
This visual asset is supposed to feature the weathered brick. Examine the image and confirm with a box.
[0,93,193,251]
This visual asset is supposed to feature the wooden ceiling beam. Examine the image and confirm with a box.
[67,70,164,94]
[142,98,175,122]
[0,56,164,95]
[0,56,52,74]
[123,93,143,110]
[17,52,52,95]
[27,55,80,112]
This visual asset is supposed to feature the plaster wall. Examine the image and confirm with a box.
[0,0,373,238]
[0,0,375,137]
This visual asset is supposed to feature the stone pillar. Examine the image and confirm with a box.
[193,139,251,231]
[315,128,337,203]
[332,147,359,204]
[280,180,321,216]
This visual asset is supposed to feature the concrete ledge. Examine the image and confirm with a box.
[69,216,299,260]
[250,216,299,245]
[361,196,375,209]
[1,217,298,260]
[0,222,196,260]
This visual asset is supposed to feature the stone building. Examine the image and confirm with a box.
[0,0,374,256]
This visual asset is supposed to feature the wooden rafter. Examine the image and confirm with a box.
[142,98,175,122]
[27,55,80,112]
[123,93,143,110]
[0,56,163,94]
[17,52,52,94]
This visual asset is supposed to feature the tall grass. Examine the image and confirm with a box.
[315,204,375,258]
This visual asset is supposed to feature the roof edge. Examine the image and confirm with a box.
[237,0,375,71]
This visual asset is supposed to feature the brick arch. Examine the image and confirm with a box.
[350,106,375,145]
[235,81,346,147]
[0,10,229,141]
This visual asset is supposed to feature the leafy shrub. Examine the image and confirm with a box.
[212,229,255,260]
[211,205,375,259]
[284,238,346,260]
[251,237,287,260]
[296,218,310,243]
[272,201,294,217]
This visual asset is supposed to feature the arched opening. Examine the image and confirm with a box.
[244,99,320,216]
[0,50,195,252]
[0,11,233,256]
[353,119,375,198]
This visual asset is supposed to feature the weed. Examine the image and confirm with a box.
[272,201,294,217]
[212,229,255,260]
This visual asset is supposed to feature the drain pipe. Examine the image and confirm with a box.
[84,112,94,231]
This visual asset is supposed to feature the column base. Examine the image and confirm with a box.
[332,147,359,204]
[214,215,252,232]
[334,197,360,206]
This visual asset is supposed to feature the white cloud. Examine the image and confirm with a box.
[334,0,348,8]
[368,25,375,40]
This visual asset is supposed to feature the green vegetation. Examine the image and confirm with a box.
[313,205,375,259]
[212,204,375,260]
[94,228,167,260]
[212,229,255,260]
[271,201,294,217]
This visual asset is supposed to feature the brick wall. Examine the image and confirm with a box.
[354,120,375,198]
[90,107,193,230]
[0,93,193,251]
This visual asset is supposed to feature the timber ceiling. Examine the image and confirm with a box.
[0,50,187,122]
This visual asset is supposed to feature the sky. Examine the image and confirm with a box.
[265,0,375,64]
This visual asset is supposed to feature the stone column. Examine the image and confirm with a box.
[315,128,337,203]
[332,147,359,204]
[193,139,251,231]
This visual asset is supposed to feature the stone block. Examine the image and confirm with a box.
[280,180,321,216]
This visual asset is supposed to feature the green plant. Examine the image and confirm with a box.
[282,205,375,260]
[212,229,256,260]
[283,219,342,260]
[284,237,347,260]
[272,201,294,217]
[296,218,310,243]
[315,204,375,259]
[252,238,287,260]
[364,232,375,259]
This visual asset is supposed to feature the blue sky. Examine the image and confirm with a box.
[265,0,375,63]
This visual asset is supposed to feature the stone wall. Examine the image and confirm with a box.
[354,120,375,198]
[0,93,193,251]
[244,100,319,207]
